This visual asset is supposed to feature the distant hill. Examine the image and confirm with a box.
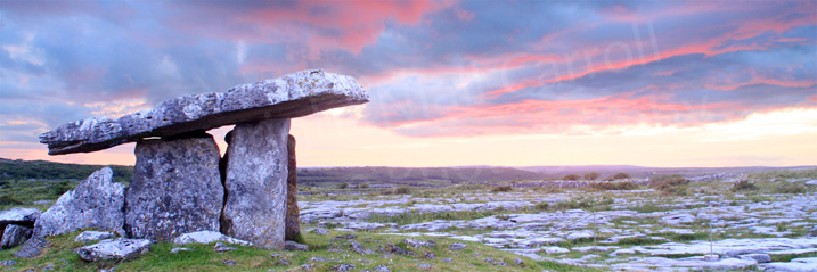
[517,165,817,179]
[0,158,544,185]
[0,158,133,183]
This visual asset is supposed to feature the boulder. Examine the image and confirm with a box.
[172,231,250,246]
[0,207,38,247]
[74,238,151,262]
[34,167,125,237]
[40,69,367,155]
[0,224,32,248]
[222,118,290,249]
[124,134,222,240]
[14,237,50,258]
[285,134,302,242]
[75,231,116,242]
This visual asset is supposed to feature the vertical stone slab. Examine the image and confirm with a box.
[34,167,124,237]
[222,118,290,249]
[124,133,223,240]
[285,134,302,242]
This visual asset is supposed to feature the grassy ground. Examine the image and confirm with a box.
[0,230,596,272]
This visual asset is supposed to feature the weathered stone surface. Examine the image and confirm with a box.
[0,208,40,225]
[124,134,222,240]
[40,69,367,155]
[0,224,32,249]
[284,240,309,251]
[222,118,290,249]
[34,167,125,237]
[0,207,38,247]
[172,231,250,246]
[74,238,151,262]
[286,134,301,242]
[14,237,50,258]
[75,231,115,242]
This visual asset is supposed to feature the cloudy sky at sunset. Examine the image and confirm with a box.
[1,0,815,167]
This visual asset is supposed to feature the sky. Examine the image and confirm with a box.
[0,0,815,167]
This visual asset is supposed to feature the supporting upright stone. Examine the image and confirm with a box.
[124,132,223,240]
[285,134,302,242]
[222,118,290,249]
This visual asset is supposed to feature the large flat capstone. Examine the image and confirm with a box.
[40,69,367,155]
[124,133,223,240]
[222,118,290,249]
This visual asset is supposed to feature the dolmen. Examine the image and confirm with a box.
[36,69,367,249]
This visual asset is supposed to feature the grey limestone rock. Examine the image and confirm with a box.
[34,167,125,237]
[40,69,367,155]
[285,134,302,242]
[172,231,250,246]
[0,224,32,249]
[14,237,50,258]
[124,134,222,240]
[75,231,115,242]
[0,208,40,225]
[222,118,290,249]
[0,208,38,248]
[74,238,151,262]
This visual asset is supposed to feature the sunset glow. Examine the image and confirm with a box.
[0,1,815,167]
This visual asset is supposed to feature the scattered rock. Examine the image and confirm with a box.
[423,252,436,259]
[311,229,328,235]
[542,246,571,254]
[1,224,32,248]
[14,237,50,258]
[172,231,250,246]
[222,118,290,249]
[0,260,15,266]
[333,233,356,240]
[222,259,236,266]
[740,253,771,263]
[284,240,309,251]
[567,230,594,240]
[383,244,413,256]
[310,256,328,262]
[417,263,432,270]
[34,167,125,237]
[74,238,151,262]
[213,241,236,253]
[374,264,391,272]
[75,231,115,242]
[350,240,374,255]
[301,264,314,271]
[403,239,435,248]
[449,242,467,250]
[333,263,355,271]
[661,213,696,225]
[125,135,223,240]
[170,247,190,254]
[442,258,452,263]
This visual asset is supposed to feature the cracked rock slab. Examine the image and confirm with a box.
[40,69,367,155]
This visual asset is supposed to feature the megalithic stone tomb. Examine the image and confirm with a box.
[39,69,367,248]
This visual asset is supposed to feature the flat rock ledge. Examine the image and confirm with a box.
[40,69,367,155]
[74,238,151,262]
[172,231,250,246]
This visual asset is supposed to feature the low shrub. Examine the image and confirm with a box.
[731,180,757,191]
[589,181,640,191]
[490,186,513,192]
